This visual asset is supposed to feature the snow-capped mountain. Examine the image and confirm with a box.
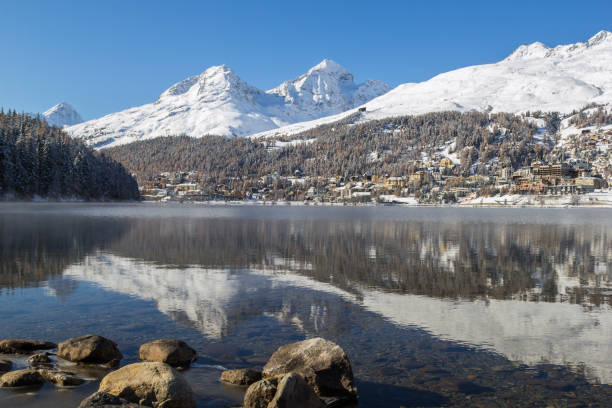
[68,59,390,148]
[253,30,612,139]
[268,59,389,114]
[43,102,83,127]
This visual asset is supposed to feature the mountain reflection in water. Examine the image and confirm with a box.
[1,204,612,407]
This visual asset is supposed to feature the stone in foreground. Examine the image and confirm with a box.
[139,339,196,368]
[98,362,195,408]
[268,373,326,408]
[58,335,122,366]
[78,391,140,407]
[0,360,12,373]
[243,376,280,408]
[262,338,357,401]
[38,368,86,387]
[244,373,325,408]
[220,368,262,386]
[0,369,45,387]
[0,339,57,354]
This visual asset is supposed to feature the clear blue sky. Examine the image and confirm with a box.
[1,0,611,120]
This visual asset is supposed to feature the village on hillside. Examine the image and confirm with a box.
[139,124,611,206]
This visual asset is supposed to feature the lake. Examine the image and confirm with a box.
[1,203,611,407]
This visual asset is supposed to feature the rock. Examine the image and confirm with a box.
[0,360,12,373]
[221,368,262,386]
[262,338,357,401]
[98,362,195,408]
[268,373,326,408]
[139,339,196,368]
[38,368,86,387]
[0,369,45,387]
[78,391,140,407]
[0,339,56,354]
[244,376,280,408]
[57,335,122,366]
[28,353,53,367]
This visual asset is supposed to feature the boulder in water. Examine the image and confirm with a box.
[98,362,195,408]
[0,369,45,387]
[78,391,140,407]
[262,338,357,401]
[139,339,196,368]
[0,339,56,354]
[58,335,122,366]
[220,368,261,386]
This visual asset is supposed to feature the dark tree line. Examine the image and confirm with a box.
[106,111,537,185]
[0,110,139,200]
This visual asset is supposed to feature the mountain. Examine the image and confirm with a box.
[43,102,83,127]
[253,30,612,139]
[67,59,390,148]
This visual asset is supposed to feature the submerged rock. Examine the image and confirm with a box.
[139,339,197,368]
[0,369,45,387]
[0,360,12,373]
[262,338,357,401]
[78,391,140,407]
[220,368,262,386]
[98,362,195,408]
[0,339,56,354]
[58,335,122,366]
[38,368,86,387]
[28,352,53,367]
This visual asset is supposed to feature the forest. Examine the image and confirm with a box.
[0,110,139,200]
[105,111,538,185]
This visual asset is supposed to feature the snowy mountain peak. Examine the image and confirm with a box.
[308,59,351,76]
[68,60,390,147]
[507,30,612,62]
[268,59,390,110]
[43,102,83,127]
[159,65,263,103]
[587,30,612,47]
[506,41,549,61]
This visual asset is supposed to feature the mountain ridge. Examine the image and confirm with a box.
[68,60,390,148]
[252,30,612,139]
[69,30,612,147]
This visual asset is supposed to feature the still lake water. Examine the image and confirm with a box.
[1,203,612,407]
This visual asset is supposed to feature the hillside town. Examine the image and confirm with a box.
[139,126,611,206]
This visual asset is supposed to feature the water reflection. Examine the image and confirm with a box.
[104,212,612,305]
[2,204,612,406]
[62,252,612,384]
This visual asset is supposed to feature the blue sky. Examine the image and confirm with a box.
[1,0,611,120]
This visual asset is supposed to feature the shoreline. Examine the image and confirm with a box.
[1,199,612,209]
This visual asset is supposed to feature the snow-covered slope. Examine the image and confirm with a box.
[254,30,612,139]
[67,59,390,148]
[43,102,83,127]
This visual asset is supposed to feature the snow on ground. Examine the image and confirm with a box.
[459,190,612,207]
[379,195,419,205]
[266,138,317,150]
[436,139,460,164]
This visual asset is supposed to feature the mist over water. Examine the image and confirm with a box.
[1,203,611,407]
